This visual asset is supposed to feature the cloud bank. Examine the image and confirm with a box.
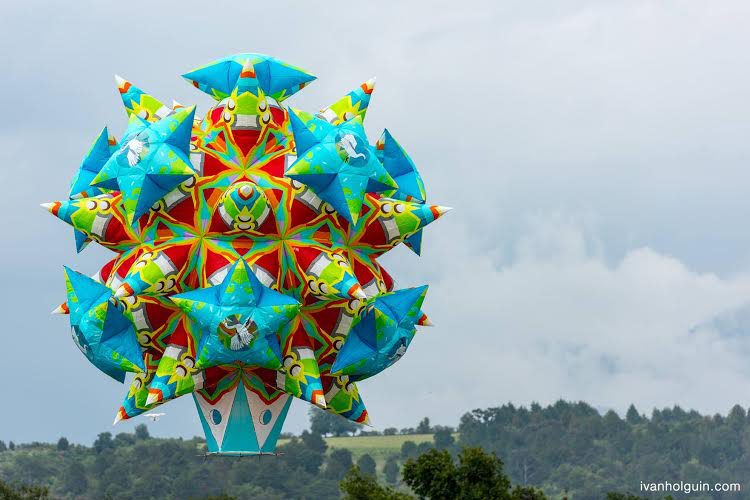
[3,0,750,443]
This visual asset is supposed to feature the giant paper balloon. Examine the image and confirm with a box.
[45,53,449,455]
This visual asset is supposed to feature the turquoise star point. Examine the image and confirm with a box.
[90,106,197,224]
[170,259,299,370]
[286,114,397,223]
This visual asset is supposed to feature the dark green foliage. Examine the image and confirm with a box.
[357,454,377,476]
[415,442,433,455]
[326,448,354,480]
[0,478,49,499]
[55,438,69,452]
[134,424,150,441]
[61,460,87,495]
[400,440,418,459]
[8,442,15,451]
[402,449,456,497]
[346,447,549,500]
[626,404,644,425]
[0,430,342,499]
[359,430,382,437]
[510,485,547,499]
[383,455,400,485]
[93,432,113,454]
[340,466,412,500]
[0,441,6,452]
[433,428,455,450]
[402,448,514,500]
[114,432,136,447]
[459,400,750,500]
[310,406,361,437]
[383,428,398,436]
[416,418,431,434]
[1,401,748,499]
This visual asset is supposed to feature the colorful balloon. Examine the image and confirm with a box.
[45,53,449,455]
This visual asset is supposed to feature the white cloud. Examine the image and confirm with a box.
[350,212,750,430]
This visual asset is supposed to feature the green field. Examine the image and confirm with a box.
[278,433,437,463]
[326,433,434,462]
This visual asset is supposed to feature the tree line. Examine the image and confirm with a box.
[1,401,746,499]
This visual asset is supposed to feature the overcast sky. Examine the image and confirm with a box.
[3,0,750,445]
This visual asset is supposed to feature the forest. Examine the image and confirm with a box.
[0,400,746,499]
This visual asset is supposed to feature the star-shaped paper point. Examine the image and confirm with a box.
[170,259,299,370]
[286,109,397,224]
[91,106,197,225]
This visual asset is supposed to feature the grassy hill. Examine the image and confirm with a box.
[320,433,433,461]
[281,432,442,478]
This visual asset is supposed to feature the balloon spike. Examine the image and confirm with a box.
[113,410,125,425]
[418,312,434,327]
[51,302,69,315]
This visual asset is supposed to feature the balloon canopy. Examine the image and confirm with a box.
[45,53,449,455]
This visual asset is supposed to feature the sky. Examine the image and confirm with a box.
[3,0,750,445]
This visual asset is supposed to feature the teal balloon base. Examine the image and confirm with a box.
[194,384,292,455]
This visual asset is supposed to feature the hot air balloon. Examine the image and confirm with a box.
[44,53,449,455]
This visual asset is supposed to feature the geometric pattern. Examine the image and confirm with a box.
[44,52,449,454]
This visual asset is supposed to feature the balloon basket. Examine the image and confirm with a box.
[193,383,292,455]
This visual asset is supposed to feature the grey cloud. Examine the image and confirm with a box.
[3,0,750,443]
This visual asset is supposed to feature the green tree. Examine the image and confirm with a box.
[403,448,512,500]
[61,460,88,495]
[8,441,15,450]
[332,417,360,437]
[383,456,400,485]
[0,440,7,452]
[402,448,457,498]
[401,440,418,459]
[326,448,354,480]
[56,437,69,451]
[93,432,113,453]
[0,478,49,499]
[626,404,643,425]
[357,453,377,476]
[383,428,398,436]
[310,406,333,436]
[416,441,433,455]
[135,423,151,440]
[510,485,547,499]
[301,429,327,454]
[310,407,360,437]
[340,466,412,500]
[416,417,431,434]
[433,428,455,450]
[114,432,136,447]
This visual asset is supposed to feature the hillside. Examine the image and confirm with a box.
[1,401,749,499]
[323,433,434,461]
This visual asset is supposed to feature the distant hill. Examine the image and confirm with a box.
[1,401,748,499]
[459,400,749,499]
